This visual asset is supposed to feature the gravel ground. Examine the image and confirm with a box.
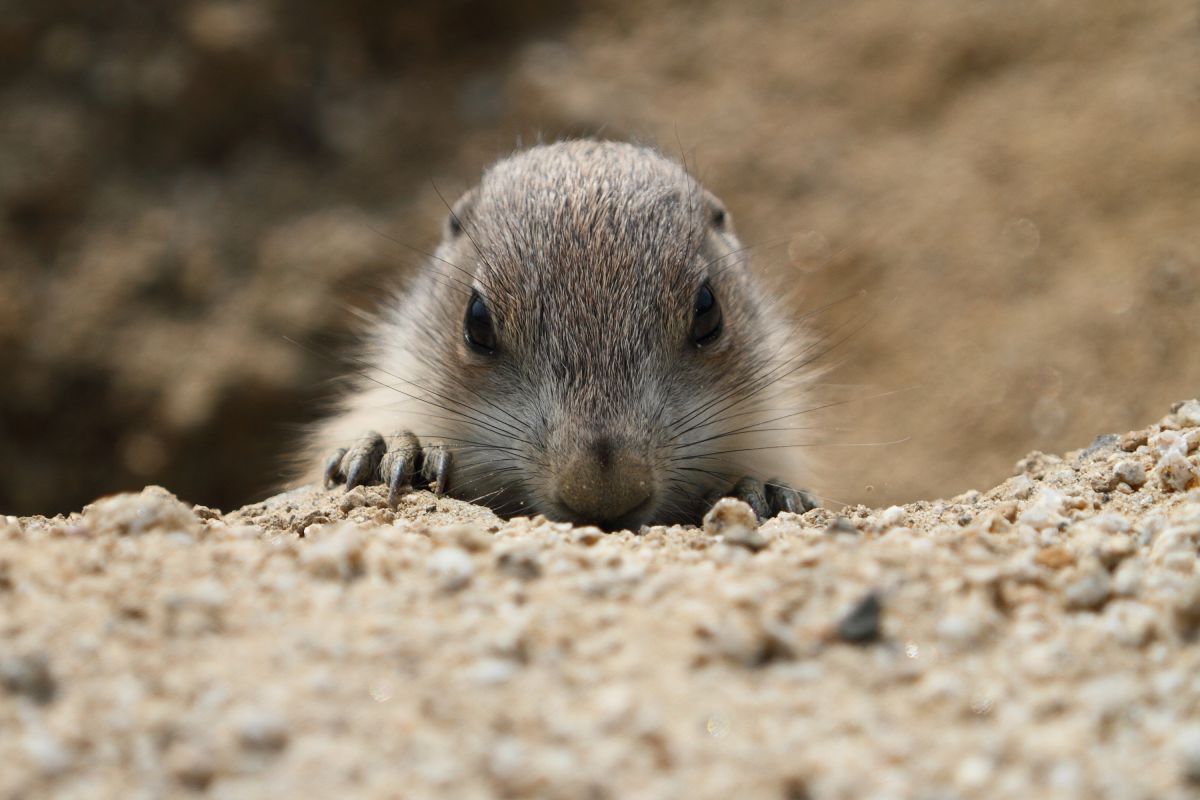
[3,400,1200,799]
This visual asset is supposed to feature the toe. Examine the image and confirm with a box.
[764,480,820,518]
[765,481,802,515]
[343,432,387,490]
[323,447,348,489]
[380,432,422,506]
[421,443,452,496]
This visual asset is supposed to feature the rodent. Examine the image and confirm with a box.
[303,140,818,529]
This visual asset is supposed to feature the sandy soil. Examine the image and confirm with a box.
[4,0,1199,517]
[3,400,1199,798]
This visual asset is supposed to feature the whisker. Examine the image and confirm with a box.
[676,386,918,450]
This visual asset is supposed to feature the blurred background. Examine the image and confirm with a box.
[1,0,1198,516]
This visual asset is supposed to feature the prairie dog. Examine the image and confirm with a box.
[306,140,818,529]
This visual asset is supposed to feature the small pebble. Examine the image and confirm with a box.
[235,709,289,752]
[169,743,216,790]
[428,546,474,591]
[1173,578,1200,639]
[24,729,71,776]
[1113,461,1147,490]
[429,524,493,552]
[1007,475,1036,500]
[83,486,201,538]
[1156,450,1199,492]
[879,505,906,528]
[1034,546,1074,570]
[703,499,767,551]
[467,657,519,685]
[1103,600,1156,648]
[825,517,859,536]
[836,592,882,644]
[1174,399,1200,429]
[300,526,365,580]
[1178,725,1200,783]
[0,652,57,704]
[1063,564,1111,610]
[1019,489,1067,530]
[1120,429,1150,452]
[570,526,604,546]
[496,544,542,580]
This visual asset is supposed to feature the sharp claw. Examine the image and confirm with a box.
[323,448,348,489]
[765,482,800,515]
[420,444,451,496]
[431,448,451,495]
[385,459,407,507]
[383,453,414,506]
[380,432,422,506]
[344,432,386,490]
[344,455,370,490]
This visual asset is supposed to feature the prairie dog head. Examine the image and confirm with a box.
[361,141,811,528]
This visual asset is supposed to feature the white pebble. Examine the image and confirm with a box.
[1112,461,1147,490]
[300,526,365,580]
[702,499,765,550]
[428,546,474,591]
[1063,565,1111,610]
[1178,725,1200,783]
[1007,475,1036,500]
[234,709,289,751]
[1103,601,1156,647]
[467,657,518,685]
[879,505,906,528]
[1156,449,1199,492]
[955,754,993,789]
[1019,489,1067,530]
[24,729,70,776]
[1152,430,1187,456]
[1174,399,1200,428]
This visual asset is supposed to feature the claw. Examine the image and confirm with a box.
[765,481,800,515]
[380,432,422,507]
[323,447,348,489]
[731,476,769,522]
[765,479,819,516]
[421,443,452,496]
[708,476,819,522]
[344,432,386,490]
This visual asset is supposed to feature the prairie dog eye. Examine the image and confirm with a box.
[692,281,722,346]
[464,292,498,354]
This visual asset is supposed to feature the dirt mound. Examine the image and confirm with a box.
[3,402,1198,797]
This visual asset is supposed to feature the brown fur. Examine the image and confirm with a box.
[299,140,816,525]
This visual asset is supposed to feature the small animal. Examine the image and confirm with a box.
[305,140,819,529]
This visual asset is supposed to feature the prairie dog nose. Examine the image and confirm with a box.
[555,437,653,527]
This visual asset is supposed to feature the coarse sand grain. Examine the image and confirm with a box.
[3,402,1200,798]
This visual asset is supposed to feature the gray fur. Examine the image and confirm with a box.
[302,140,815,526]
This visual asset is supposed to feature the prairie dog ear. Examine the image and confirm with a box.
[445,188,478,239]
[703,188,732,233]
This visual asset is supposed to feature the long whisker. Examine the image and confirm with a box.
[669,314,860,438]
[670,436,911,462]
[286,336,524,443]
[342,351,529,442]
[676,386,918,450]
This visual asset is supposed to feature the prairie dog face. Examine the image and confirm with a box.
[418,142,804,527]
[315,140,812,529]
